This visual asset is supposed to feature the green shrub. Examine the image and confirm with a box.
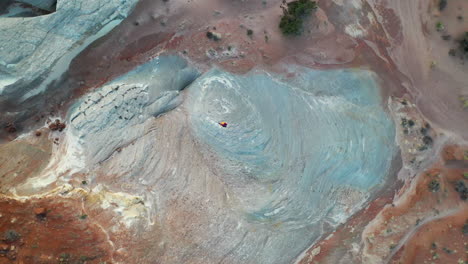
[287,0,317,17]
[428,180,440,192]
[4,230,20,242]
[460,32,468,54]
[436,21,444,31]
[279,0,317,35]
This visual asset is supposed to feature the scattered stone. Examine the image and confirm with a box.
[457,16,463,21]
[442,247,453,254]
[401,118,408,127]
[418,145,428,151]
[206,31,222,41]
[247,29,253,36]
[449,49,457,56]
[34,207,47,218]
[48,119,66,132]
[6,250,16,260]
[206,48,218,58]
[59,252,71,263]
[441,35,451,40]
[35,131,42,137]
[310,246,321,256]
[4,123,17,133]
[0,243,9,253]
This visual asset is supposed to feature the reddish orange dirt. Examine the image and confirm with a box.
[388,145,468,264]
[0,197,113,264]
[391,211,467,264]
[299,145,468,263]
[297,195,395,264]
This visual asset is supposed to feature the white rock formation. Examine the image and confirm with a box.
[0,0,138,98]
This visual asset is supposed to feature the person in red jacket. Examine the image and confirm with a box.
[219,121,228,127]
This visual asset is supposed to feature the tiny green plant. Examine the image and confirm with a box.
[79,214,88,220]
[436,21,444,31]
[460,96,468,109]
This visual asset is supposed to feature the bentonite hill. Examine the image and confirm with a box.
[0,0,467,263]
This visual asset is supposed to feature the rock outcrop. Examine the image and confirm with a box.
[0,0,138,101]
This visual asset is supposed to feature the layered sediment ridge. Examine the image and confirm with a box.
[1,55,397,263]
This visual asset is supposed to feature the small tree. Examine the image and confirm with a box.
[279,0,317,35]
